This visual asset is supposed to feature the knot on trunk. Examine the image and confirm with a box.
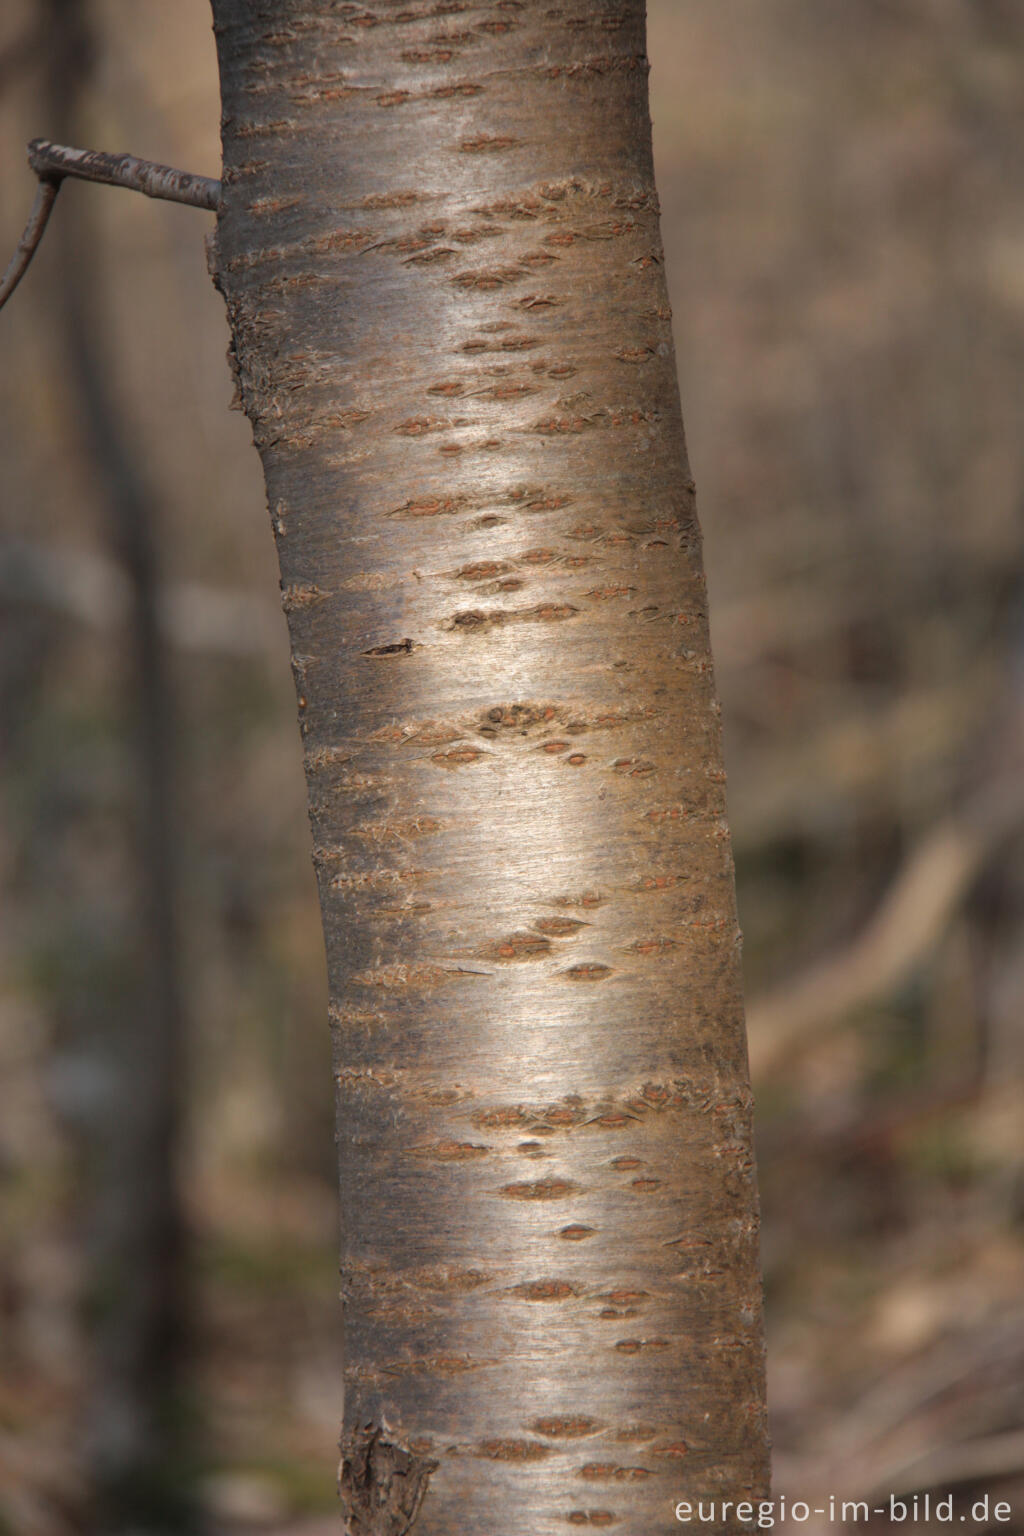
[339,1423,438,1535]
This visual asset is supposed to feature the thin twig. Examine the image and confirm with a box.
[0,179,61,311]
[0,139,219,314]
[27,138,221,210]
[872,1426,1024,1500]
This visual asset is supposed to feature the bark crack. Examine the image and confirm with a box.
[339,1423,438,1536]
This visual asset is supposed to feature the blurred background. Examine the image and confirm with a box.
[2,1,1023,1531]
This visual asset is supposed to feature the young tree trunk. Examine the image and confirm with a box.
[210,2,769,1530]
[45,3,190,1528]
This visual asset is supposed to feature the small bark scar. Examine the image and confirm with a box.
[339,1423,438,1536]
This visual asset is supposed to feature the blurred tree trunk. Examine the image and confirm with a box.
[44,2,191,1530]
[210,2,769,1529]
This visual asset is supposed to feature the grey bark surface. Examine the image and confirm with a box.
[210,2,769,1530]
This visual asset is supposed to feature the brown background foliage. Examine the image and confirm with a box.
[1,1,1023,1531]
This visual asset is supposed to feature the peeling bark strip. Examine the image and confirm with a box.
[210,2,769,1530]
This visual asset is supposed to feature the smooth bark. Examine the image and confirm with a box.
[210,2,769,1530]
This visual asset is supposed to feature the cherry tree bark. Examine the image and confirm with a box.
[209,2,769,1530]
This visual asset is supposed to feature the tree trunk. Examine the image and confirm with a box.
[45,2,191,1528]
[209,2,769,1530]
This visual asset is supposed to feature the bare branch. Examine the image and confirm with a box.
[27,139,221,211]
[0,140,219,315]
[877,1426,1024,1501]
[748,782,1024,1077]
[0,179,61,312]
[747,820,987,1076]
